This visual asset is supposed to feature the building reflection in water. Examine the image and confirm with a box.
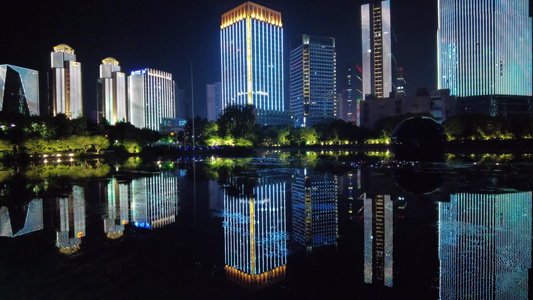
[439,192,532,299]
[130,173,179,230]
[104,178,130,239]
[0,199,43,237]
[363,193,394,287]
[56,186,85,254]
[292,168,338,252]
[223,173,288,289]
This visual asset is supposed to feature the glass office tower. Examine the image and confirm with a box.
[128,68,175,131]
[220,2,285,126]
[437,0,532,97]
[0,65,39,116]
[97,57,127,125]
[290,35,337,127]
[49,44,83,119]
[361,0,392,99]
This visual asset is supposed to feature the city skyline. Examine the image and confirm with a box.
[1,0,446,120]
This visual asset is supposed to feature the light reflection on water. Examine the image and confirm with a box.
[0,153,532,299]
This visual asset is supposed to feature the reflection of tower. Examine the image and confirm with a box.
[292,169,338,252]
[364,193,393,287]
[439,192,532,299]
[224,176,287,289]
[0,199,43,237]
[56,186,85,254]
[104,178,130,239]
[130,173,179,229]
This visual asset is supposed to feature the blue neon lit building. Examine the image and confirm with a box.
[220,2,285,126]
[437,0,532,97]
[290,35,337,127]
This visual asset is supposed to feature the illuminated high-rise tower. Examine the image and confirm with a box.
[206,82,222,121]
[128,68,175,131]
[290,35,337,127]
[437,0,532,97]
[97,57,127,125]
[0,65,39,116]
[361,1,392,100]
[48,44,83,118]
[220,2,285,126]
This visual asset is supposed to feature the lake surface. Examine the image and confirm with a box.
[0,151,532,299]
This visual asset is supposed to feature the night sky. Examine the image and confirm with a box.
[2,0,445,119]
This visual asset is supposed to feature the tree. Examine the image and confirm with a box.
[92,136,110,154]
[217,104,257,141]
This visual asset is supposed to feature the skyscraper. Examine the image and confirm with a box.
[97,57,127,125]
[128,68,175,131]
[0,64,39,116]
[220,2,285,126]
[48,44,82,118]
[290,35,337,127]
[206,82,222,121]
[395,66,406,97]
[437,0,532,97]
[361,1,392,99]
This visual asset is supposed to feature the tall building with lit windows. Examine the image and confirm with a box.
[48,44,82,118]
[206,82,222,121]
[220,2,287,126]
[224,174,287,289]
[0,65,39,116]
[290,35,337,127]
[437,0,532,97]
[97,57,127,125]
[439,192,532,299]
[361,1,392,100]
[128,68,175,131]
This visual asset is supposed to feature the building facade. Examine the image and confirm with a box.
[48,44,82,119]
[206,82,222,121]
[220,2,286,126]
[361,1,393,100]
[128,68,175,131]
[360,89,454,130]
[290,35,337,127]
[97,57,127,125]
[437,0,532,97]
[0,64,39,116]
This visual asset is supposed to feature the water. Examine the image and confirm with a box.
[0,152,532,299]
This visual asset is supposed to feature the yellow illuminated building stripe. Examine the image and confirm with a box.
[247,16,253,105]
[250,196,255,275]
